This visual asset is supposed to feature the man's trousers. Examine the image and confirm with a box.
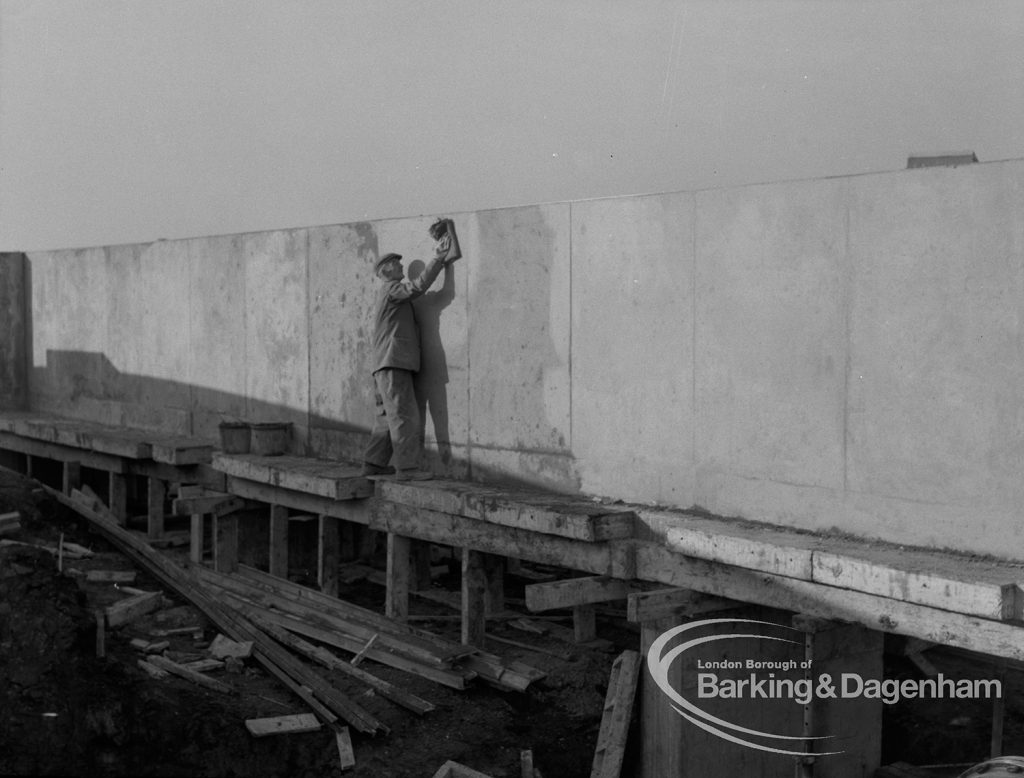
[363,368,421,470]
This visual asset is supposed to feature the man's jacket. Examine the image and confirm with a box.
[370,257,445,374]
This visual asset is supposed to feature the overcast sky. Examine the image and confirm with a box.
[1,0,1022,252]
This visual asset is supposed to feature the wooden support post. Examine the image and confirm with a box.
[484,554,505,616]
[591,650,641,778]
[339,521,358,562]
[108,472,128,525]
[214,513,239,573]
[413,540,432,591]
[461,548,486,647]
[385,533,411,621]
[573,604,597,643]
[189,513,204,564]
[62,461,81,495]
[147,477,166,539]
[992,661,1007,757]
[269,504,288,578]
[25,454,33,479]
[319,515,340,598]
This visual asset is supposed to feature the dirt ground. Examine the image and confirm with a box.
[0,467,1021,778]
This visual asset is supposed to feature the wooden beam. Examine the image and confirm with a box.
[626,588,741,622]
[147,477,166,539]
[375,479,636,541]
[526,576,635,612]
[319,515,340,598]
[147,654,235,695]
[635,541,1024,662]
[212,453,373,500]
[431,760,494,778]
[269,504,289,578]
[462,548,486,647]
[225,476,373,523]
[371,501,635,579]
[590,649,641,778]
[386,533,411,621]
[172,491,246,517]
[0,431,127,472]
[664,523,1024,621]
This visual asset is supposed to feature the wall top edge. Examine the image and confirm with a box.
[20,155,1024,256]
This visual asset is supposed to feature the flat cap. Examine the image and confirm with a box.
[374,252,402,273]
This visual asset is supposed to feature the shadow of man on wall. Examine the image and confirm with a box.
[408,258,455,465]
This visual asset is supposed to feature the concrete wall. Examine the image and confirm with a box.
[20,158,1024,559]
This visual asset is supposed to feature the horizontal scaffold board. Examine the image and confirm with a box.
[653,510,1024,621]
[212,453,374,501]
[635,541,1024,663]
[0,411,213,464]
[371,500,635,579]
[374,478,636,542]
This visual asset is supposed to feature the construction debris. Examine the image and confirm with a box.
[0,510,21,536]
[105,591,163,628]
[208,633,253,659]
[50,485,389,735]
[335,725,356,771]
[147,654,235,695]
[244,713,321,738]
[431,760,494,778]
[85,569,137,583]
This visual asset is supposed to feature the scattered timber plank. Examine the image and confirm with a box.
[253,619,435,715]
[525,576,643,612]
[51,485,386,734]
[371,501,635,579]
[590,650,641,778]
[212,453,374,501]
[182,658,225,673]
[335,726,356,771]
[105,591,163,628]
[0,510,20,530]
[147,654,236,695]
[520,750,535,778]
[196,568,465,667]
[375,479,636,542]
[431,761,495,778]
[137,659,169,679]
[230,563,545,691]
[626,588,741,622]
[245,713,321,738]
[0,539,91,559]
[634,541,1024,662]
[220,595,475,691]
[86,569,137,584]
